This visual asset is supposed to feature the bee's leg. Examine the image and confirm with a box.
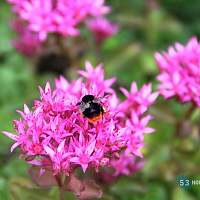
[101,107,105,120]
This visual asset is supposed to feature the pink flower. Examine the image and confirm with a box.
[8,0,110,41]
[87,17,118,44]
[155,37,200,106]
[110,152,144,176]
[119,82,158,116]
[2,62,157,175]
[11,19,41,57]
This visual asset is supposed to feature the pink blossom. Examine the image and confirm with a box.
[11,19,41,56]
[155,37,200,106]
[87,17,118,44]
[110,152,144,176]
[8,0,110,41]
[2,62,157,175]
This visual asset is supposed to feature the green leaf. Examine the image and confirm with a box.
[172,187,195,200]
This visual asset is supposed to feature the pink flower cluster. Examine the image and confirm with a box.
[155,37,200,106]
[3,62,158,175]
[8,0,109,40]
[11,19,41,57]
[110,152,144,176]
[87,17,118,44]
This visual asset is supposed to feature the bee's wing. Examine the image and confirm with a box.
[93,98,101,103]
[93,93,112,104]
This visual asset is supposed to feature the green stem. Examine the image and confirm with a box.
[183,103,196,120]
[55,174,65,200]
[59,187,65,200]
[175,103,196,137]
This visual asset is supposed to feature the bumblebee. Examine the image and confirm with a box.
[77,94,105,123]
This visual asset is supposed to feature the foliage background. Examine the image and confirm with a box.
[0,0,200,199]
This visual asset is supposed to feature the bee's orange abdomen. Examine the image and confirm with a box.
[88,114,102,123]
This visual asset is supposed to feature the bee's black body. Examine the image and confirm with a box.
[78,95,104,122]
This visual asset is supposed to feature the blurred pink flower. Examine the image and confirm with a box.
[110,152,144,176]
[8,0,110,40]
[155,37,200,106]
[2,62,158,175]
[87,17,118,44]
[11,19,41,57]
